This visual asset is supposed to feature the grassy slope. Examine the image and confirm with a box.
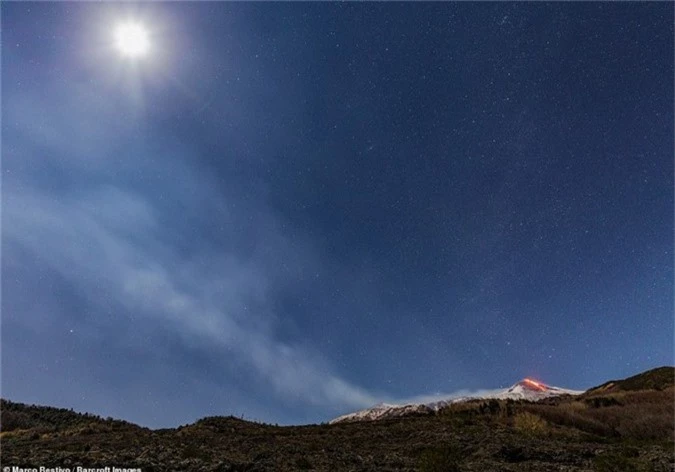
[586,366,674,394]
[2,367,673,472]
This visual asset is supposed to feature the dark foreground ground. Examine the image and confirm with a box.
[2,367,673,472]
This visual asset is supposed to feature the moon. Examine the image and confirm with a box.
[114,22,150,58]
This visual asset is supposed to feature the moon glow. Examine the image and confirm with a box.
[114,22,150,58]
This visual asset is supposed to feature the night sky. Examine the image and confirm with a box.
[3,2,673,428]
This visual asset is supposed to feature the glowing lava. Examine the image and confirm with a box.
[522,378,547,391]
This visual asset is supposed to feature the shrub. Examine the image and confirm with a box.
[524,404,616,437]
[586,397,621,408]
[182,443,211,461]
[295,457,313,470]
[593,449,651,472]
[496,445,527,463]
[1,410,36,431]
[418,445,463,472]
[513,412,547,436]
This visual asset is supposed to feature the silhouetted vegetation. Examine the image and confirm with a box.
[587,366,674,394]
[2,366,673,471]
[417,444,463,472]
[0,399,137,433]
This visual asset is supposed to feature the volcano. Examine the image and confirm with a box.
[500,378,577,399]
[330,378,584,424]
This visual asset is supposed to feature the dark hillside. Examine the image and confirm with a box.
[2,367,673,471]
[0,399,143,434]
[586,366,674,394]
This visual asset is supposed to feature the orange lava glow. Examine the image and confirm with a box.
[523,378,546,391]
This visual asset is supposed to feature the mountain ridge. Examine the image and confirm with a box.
[585,366,674,395]
[2,366,673,471]
[330,378,584,424]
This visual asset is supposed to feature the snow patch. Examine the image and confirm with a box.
[330,379,584,424]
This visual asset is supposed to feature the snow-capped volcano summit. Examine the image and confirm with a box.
[330,378,584,424]
[500,378,579,400]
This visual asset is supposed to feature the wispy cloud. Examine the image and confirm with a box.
[5,181,380,410]
[3,72,381,416]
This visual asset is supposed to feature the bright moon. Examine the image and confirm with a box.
[114,22,150,58]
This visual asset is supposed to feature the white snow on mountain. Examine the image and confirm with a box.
[330,378,584,424]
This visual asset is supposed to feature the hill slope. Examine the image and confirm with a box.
[2,367,673,472]
[0,399,142,433]
[586,366,674,395]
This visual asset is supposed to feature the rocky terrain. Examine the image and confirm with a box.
[1,367,673,471]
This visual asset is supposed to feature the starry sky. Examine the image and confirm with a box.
[2,2,673,428]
